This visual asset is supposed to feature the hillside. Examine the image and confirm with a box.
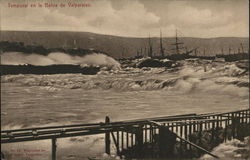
[1,31,249,58]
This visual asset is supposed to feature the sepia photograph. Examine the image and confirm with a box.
[0,0,249,160]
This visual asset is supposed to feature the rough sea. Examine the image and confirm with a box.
[1,52,249,160]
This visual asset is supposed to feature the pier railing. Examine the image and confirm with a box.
[1,109,250,159]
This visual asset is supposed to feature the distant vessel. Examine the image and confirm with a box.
[122,30,248,62]
[165,29,197,61]
[215,43,249,62]
[141,29,197,61]
[124,29,203,61]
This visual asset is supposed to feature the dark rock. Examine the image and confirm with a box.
[0,64,100,75]
[137,58,175,68]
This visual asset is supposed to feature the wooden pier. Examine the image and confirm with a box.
[1,109,250,159]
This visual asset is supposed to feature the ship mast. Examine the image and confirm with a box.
[194,49,197,56]
[122,49,124,58]
[63,40,68,49]
[73,39,77,49]
[160,29,164,57]
[240,43,244,53]
[228,46,231,55]
[238,47,241,54]
[148,35,153,57]
[175,30,179,54]
[171,29,184,54]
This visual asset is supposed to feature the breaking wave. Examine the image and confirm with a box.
[1,52,121,70]
[1,64,249,99]
[200,137,250,160]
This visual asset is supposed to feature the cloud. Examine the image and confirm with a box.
[176,6,232,27]
[1,0,160,36]
[153,0,249,37]
[87,0,160,36]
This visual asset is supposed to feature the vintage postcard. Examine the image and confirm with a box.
[0,0,249,160]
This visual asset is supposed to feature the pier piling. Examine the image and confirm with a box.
[52,138,57,160]
[1,109,250,160]
[105,116,110,155]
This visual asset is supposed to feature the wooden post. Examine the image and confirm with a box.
[205,118,208,130]
[193,121,196,132]
[126,132,129,148]
[180,124,183,138]
[247,110,249,123]
[153,126,156,142]
[216,116,219,129]
[211,120,215,141]
[232,113,235,139]
[150,124,153,143]
[224,119,228,142]
[158,126,177,158]
[241,111,244,123]
[105,116,111,154]
[235,115,241,140]
[121,131,124,150]
[135,126,143,158]
[219,116,222,127]
[184,123,188,139]
[198,122,203,150]
[131,132,134,147]
[242,111,245,123]
[189,122,192,137]
[189,121,193,152]
[135,127,143,146]
[184,123,188,151]
[131,133,134,157]
[180,124,183,156]
[248,110,250,123]
[117,131,120,153]
[248,110,249,123]
[52,138,57,160]
[246,110,249,123]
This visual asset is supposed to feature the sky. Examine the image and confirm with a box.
[0,0,249,38]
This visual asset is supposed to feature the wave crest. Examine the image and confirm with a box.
[1,52,121,70]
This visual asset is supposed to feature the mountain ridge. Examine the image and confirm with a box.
[1,31,249,58]
[2,30,249,39]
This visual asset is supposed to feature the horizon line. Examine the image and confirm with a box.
[1,30,249,39]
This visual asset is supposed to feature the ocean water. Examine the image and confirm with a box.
[1,59,249,160]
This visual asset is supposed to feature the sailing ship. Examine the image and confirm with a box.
[215,43,249,62]
[145,29,197,61]
[165,29,197,60]
[127,29,248,62]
